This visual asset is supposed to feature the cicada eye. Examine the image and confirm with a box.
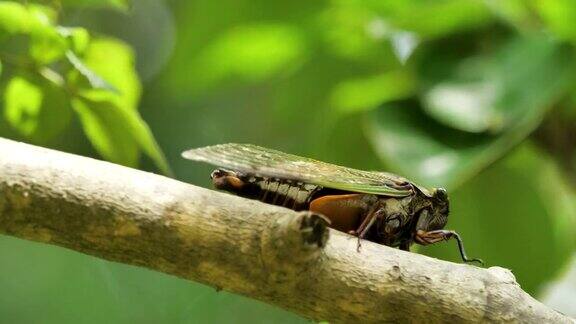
[433,188,448,201]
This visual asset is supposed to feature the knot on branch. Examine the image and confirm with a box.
[487,266,517,284]
[260,211,329,284]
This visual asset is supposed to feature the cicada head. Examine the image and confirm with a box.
[415,187,449,232]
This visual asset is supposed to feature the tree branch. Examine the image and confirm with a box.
[0,138,571,323]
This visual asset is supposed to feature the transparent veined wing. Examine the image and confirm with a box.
[182,143,414,197]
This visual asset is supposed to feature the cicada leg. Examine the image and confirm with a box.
[415,230,483,264]
[354,210,378,252]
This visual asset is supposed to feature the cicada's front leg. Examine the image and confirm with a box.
[414,229,450,244]
[415,229,483,264]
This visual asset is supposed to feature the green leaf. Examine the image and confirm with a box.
[58,27,90,54]
[60,0,129,11]
[535,0,576,41]
[0,1,28,35]
[66,52,117,92]
[28,5,67,64]
[484,0,533,30]
[0,3,66,62]
[71,37,139,109]
[29,28,67,65]
[191,24,306,92]
[423,81,500,133]
[376,0,493,39]
[73,91,172,176]
[366,98,554,190]
[365,37,573,188]
[331,70,416,113]
[423,37,568,134]
[318,4,382,61]
[4,76,42,136]
[4,75,72,141]
[67,36,171,175]
[72,94,139,168]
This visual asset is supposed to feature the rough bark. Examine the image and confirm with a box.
[0,138,572,323]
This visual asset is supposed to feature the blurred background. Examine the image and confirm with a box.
[1,0,576,322]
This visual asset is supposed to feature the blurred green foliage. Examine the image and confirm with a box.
[0,0,171,174]
[1,0,576,322]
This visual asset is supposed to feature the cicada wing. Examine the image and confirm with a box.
[182,143,413,197]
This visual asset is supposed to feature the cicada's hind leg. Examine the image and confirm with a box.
[353,207,391,252]
[353,210,379,252]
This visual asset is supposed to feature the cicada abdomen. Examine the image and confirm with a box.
[210,169,320,211]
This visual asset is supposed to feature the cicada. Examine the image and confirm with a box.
[182,143,482,264]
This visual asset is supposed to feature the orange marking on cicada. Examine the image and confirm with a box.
[309,194,366,234]
[211,169,245,191]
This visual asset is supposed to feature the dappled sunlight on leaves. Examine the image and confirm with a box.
[366,36,574,188]
[5,76,43,136]
[331,70,415,113]
[4,74,72,142]
[60,0,130,11]
[189,24,307,93]
[71,37,140,109]
[0,2,171,175]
